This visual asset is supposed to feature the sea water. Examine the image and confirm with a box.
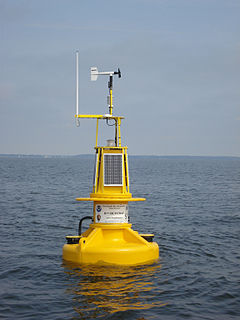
[0,156,239,319]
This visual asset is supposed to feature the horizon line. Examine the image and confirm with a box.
[0,153,239,159]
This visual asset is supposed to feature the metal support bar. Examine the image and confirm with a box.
[124,149,129,192]
[109,88,113,115]
[96,148,102,192]
[115,119,118,146]
[118,118,122,147]
[95,119,99,148]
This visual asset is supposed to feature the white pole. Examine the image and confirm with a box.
[75,51,80,126]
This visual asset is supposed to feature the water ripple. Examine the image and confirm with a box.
[0,157,240,319]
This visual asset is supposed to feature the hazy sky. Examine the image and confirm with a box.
[1,0,239,156]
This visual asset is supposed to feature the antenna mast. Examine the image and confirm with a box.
[75,51,80,127]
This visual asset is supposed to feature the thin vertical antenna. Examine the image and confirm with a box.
[75,51,80,127]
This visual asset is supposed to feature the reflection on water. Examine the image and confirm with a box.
[63,261,166,318]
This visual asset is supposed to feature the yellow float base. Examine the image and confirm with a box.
[62,223,159,266]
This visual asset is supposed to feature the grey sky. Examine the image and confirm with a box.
[1,0,239,156]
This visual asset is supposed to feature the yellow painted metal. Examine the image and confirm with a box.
[63,142,159,264]
[124,149,130,191]
[75,114,124,119]
[63,77,159,266]
[76,197,145,202]
[109,88,113,115]
[63,223,159,265]
[95,118,99,148]
[117,117,121,147]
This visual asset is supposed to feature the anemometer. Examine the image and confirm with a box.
[75,51,121,127]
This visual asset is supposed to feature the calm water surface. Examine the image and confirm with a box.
[0,156,239,319]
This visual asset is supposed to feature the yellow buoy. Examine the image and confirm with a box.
[62,61,159,265]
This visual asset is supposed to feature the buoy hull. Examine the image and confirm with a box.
[63,224,159,266]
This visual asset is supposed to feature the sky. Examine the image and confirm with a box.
[0,0,239,156]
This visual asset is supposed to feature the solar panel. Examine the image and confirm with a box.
[104,154,123,186]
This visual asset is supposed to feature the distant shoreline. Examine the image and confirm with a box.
[0,154,239,159]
